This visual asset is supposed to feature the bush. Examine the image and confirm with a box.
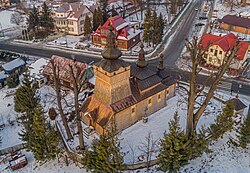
[6,73,20,88]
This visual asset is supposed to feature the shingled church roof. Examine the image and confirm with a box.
[95,25,129,73]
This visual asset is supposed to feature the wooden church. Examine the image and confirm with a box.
[81,26,176,134]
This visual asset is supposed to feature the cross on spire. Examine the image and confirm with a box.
[158,53,165,70]
[136,43,148,68]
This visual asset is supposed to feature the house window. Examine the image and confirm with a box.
[69,27,74,31]
[69,21,73,25]
[214,50,218,56]
[166,89,169,95]
[210,49,213,52]
[131,106,136,115]
[148,98,152,107]
[80,20,84,25]
[219,51,222,55]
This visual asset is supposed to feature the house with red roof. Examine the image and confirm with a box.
[92,15,141,50]
[218,15,250,35]
[43,55,91,90]
[199,33,250,75]
[52,2,95,35]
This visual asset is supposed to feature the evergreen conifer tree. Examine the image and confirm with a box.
[28,7,39,34]
[158,12,164,36]
[92,9,98,31]
[99,0,109,23]
[143,8,152,45]
[6,72,19,88]
[158,112,190,173]
[84,119,125,173]
[84,15,92,39]
[29,108,60,161]
[40,2,54,32]
[97,7,104,26]
[14,72,40,146]
[111,6,118,17]
[209,100,234,140]
[152,10,158,46]
[238,115,250,148]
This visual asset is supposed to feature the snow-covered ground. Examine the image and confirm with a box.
[0,9,26,40]
[0,82,250,172]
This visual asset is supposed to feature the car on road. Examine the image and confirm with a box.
[195,8,199,11]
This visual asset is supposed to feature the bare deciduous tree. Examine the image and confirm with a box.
[185,36,239,137]
[10,12,24,26]
[51,59,73,140]
[68,63,86,150]
[138,132,158,172]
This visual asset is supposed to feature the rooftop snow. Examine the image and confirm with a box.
[2,58,25,72]
[29,58,49,79]
[0,71,7,80]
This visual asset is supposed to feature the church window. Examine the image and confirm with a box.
[210,49,213,52]
[148,98,152,107]
[158,93,161,102]
[219,51,222,55]
[131,106,136,114]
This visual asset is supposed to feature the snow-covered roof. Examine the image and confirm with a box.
[2,58,25,73]
[116,22,129,31]
[88,76,96,85]
[29,58,49,79]
[117,28,141,40]
[0,71,7,80]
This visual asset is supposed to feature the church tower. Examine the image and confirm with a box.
[93,25,132,105]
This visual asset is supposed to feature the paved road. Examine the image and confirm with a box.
[162,0,202,66]
[0,42,101,63]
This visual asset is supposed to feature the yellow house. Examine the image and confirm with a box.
[53,2,94,35]
[81,26,176,134]
[200,33,250,75]
[0,0,10,8]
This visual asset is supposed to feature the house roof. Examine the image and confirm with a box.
[81,96,113,128]
[0,71,7,81]
[199,33,249,60]
[2,58,25,73]
[226,97,247,111]
[93,15,141,40]
[29,58,48,79]
[219,15,250,28]
[43,55,88,83]
[56,2,92,21]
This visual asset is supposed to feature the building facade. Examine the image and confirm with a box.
[92,15,141,50]
[219,15,250,35]
[0,0,10,8]
[52,2,94,35]
[81,26,176,134]
[199,33,250,75]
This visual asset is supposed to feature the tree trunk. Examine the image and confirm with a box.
[69,65,85,150]
[51,60,73,140]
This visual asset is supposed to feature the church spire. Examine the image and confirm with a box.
[158,53,165,70]
[101,25,122,60]
[136,43,148,68]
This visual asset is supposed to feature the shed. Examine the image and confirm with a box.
[2,58,26,74]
